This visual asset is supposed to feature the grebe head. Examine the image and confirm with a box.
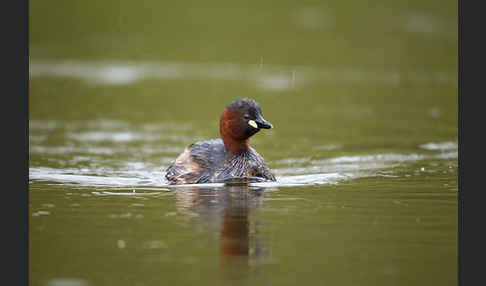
[219,98,273,152]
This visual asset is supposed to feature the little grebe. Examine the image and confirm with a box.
[165,98,276,184]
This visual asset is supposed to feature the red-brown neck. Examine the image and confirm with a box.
[220,109,249,153]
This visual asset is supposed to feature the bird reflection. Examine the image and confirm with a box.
[172,183,269,281]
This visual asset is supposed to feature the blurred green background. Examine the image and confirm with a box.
[29,0,457,159]
[30,1,456,66]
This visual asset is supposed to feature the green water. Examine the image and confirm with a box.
[29,1,457,286]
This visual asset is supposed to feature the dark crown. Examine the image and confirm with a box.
[226,98,260,112]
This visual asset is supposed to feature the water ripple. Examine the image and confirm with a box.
[30,60,457,91]
[29,140,457,189]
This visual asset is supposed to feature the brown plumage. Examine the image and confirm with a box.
[165,98,276,185]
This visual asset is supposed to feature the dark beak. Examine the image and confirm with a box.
[255,115,273,129]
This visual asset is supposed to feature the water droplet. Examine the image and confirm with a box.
[117,240,126,249]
